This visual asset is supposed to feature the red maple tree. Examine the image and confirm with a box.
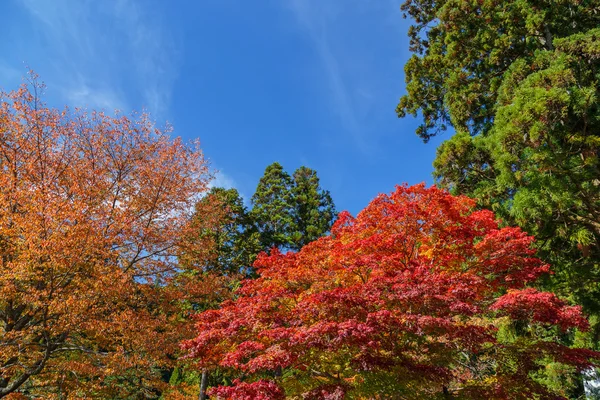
[184,184,599,399]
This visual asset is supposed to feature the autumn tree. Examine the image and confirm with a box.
[250,162,336,252]
[171,169,335,398]
[397,1,600,336]
[169,187,261,399]
[183,184,599,399]
[182,187,261,277]
[0,76,211,398]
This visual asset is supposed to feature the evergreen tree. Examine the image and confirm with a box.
[397,0,599,142]
[171,187,259,398]
[250,163,337,252]
[290,166,336,250]
[172,168,335,397]
[185,187,260,276]
[397,2,600,393]
[398,0,600,318]
[250,162,296,250]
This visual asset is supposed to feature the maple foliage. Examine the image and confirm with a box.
[0,76,215,398]
[184,184,599,399]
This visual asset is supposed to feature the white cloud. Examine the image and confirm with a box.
[209,170,238,190]
[208,169,250,206]
[17,0,180,117]
[65,74,128,112]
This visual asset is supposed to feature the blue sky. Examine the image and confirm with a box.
[1,0,445,215]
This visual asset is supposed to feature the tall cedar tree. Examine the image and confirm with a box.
[397,1,600,332]
[250,163,295,250]
[0,77,213,398]
[251,163,336,252]
[170,170,334,399]
[290,166,337,249]
[184,184,599,399]
[170,170,333,398]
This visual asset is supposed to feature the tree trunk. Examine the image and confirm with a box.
[443,385,451,398]
[199,370,209,400]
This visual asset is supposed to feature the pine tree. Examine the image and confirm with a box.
[250,162,296,250]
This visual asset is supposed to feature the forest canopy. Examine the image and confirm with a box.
[1,0,599,398]
[184,185,599,399]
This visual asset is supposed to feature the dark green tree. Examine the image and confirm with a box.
[397,1,600,393]
[290,166,337,250]
[172,168,335,397]
[398,0,600,304]
[397,0,599,142]
[250,162,296,250]
[185,187,260,276]
[250,162,337,252]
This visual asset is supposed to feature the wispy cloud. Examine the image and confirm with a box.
[284,1,408,157]
[112,0,181,116]
[16,0,180,117]
[209,170,238,191]
[287,0,370,153]
[64,73,128,111]
[208,169,250,206]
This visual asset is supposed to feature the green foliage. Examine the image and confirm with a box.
[189,187,261,276]
[290,166,337,249]
[397,0,599,142]
[399,3,600,394]
[251,162,337,252]
[250,162,296,250]
[399,0,600,326]
[166,366,234,399]
[172,166,335,397]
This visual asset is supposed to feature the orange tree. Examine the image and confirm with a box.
[183,184,599,399]
[0,77,212,398]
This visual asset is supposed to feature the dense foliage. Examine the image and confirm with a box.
[185,185,598,399]
[251,162,336,252]
[3,2,598,397]
[0,78,212,398]
[397,0,600,334]
[169,166,337,398]
[183,187,261,277]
